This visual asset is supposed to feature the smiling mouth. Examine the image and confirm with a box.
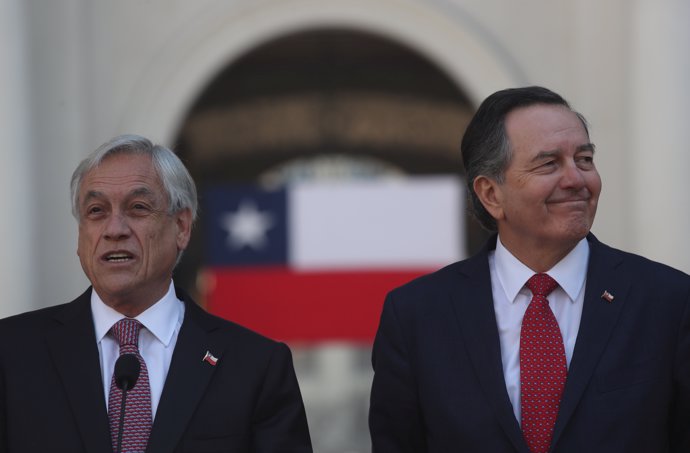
[104,252,134,263]
[549,198,589,204]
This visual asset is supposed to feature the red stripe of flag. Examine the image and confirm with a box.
[205,267,430,343]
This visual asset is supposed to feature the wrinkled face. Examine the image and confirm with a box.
[480,104,602,256]
[76,153,191,313]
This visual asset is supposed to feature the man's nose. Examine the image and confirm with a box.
[103,212,131,240]
[560,162,586,189]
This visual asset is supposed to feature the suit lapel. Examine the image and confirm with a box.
[551,234,631,448]
[449,238,531,453]
[45,289,113,453]
[146,292,221,453]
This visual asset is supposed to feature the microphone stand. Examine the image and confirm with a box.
[113,354,140,453]
[116,379,132,453]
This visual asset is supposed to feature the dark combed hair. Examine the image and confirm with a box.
[460,86,589,231]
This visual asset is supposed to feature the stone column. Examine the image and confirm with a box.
[0,0,34,317]
[629,0,690,273]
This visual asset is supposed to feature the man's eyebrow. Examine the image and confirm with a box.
[577,143,596,152]
[531,143,596,162]
[130,187,156,198]
[82,190,104,204]
[82,187,156,205]
[531,150,560,162]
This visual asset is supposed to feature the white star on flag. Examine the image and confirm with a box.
[221,200,274,250]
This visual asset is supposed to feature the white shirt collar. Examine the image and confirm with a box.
[494,236,590,303]
[91,281,182,347]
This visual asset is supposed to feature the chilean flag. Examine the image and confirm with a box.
[202,176,465,343]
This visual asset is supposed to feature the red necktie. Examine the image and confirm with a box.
[520,273,566,453]
[108,318,152,453]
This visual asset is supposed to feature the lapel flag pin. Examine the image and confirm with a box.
[202,350,218,366]
[601,290,615,303]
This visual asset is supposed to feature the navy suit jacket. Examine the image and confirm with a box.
[370,234,690,452]
[0,287,312,453]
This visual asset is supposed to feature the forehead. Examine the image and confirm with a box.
[79,153,163,197]
[505,104,588,152]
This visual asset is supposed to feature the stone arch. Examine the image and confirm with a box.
[117,0,525,143]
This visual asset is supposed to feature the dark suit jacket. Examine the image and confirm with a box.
[369,234,690,452]
[0,287,312,453]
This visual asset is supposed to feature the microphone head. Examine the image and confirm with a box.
[114,354,141,391]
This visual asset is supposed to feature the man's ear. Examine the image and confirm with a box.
[473,176,505,221]
[175,209,193,251]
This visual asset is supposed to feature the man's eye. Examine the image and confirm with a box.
[87,206,102,214]
[576,155,594,166]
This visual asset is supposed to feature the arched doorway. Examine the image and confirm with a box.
[173,28,483,452]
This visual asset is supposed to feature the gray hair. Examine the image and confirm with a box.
[460,86,589,231]
[70,134,198,222]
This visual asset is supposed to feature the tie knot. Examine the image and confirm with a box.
[526,273,558,297]
[110,318,142,347]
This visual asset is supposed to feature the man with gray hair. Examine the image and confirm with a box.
[369,86,690,452]
[0,135,312,452]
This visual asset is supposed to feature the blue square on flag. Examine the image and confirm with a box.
[203,186,287,267]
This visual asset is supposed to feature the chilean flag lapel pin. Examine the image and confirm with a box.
[601,290,615,303]
[202,350,219,366]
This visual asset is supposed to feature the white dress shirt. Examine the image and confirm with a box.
[91,281,184,417]
[488,236,589,423]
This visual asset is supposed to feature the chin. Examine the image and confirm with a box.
[96,280,135,297]
[560,223,591,242]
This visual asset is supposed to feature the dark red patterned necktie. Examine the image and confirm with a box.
[108,318,152,453]
[520,273,566,453]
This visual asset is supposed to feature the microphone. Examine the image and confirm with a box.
[113,354,141,453]
[114,353,140,391]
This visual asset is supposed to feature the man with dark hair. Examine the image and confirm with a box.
[369,86,690,452]
[0,135,313,452]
